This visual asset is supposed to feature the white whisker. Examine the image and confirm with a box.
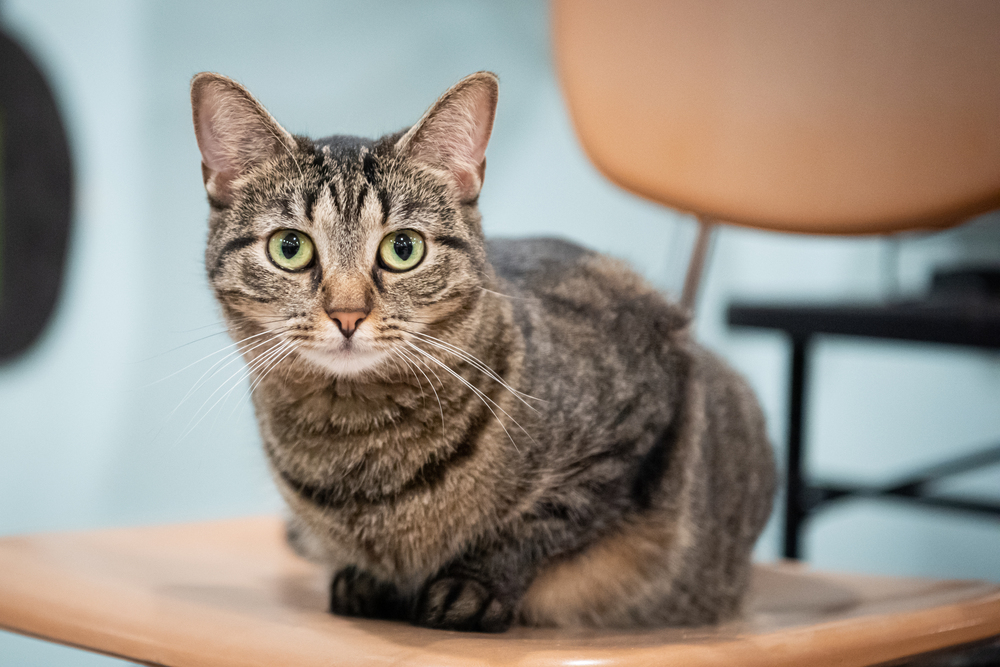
[170,328,289,410]
[480,287,535,301]
[243,341,300,405]
[386,354,408,382]
[154,329,291,445]
[228,339,299,418]
[407,330,543,411]
[397,347,445,431]
[178,337,290,439]
[392,349,426,401]
[404,341,532,453]
[134,328,231,364]
[143,325,291,388]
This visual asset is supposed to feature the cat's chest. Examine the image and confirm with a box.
[276,467,485,584]
[254,377,462,498]
[258,374,419,436]
[265,393,507,581]
[289,389,405,438]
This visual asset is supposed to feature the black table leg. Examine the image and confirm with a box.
[784,335,811,559]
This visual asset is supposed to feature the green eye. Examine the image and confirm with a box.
[379,230,425,272]
[267,229,315,271]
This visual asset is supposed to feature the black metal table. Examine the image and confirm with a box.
[728,297,1000,559]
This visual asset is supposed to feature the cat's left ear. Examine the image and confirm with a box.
[396,72,499,203]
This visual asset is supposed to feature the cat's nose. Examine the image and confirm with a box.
[327,310,368,339]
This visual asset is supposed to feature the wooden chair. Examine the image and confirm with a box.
[554,0,1000,556]
[1,1,999,665]
[1,517,998,666]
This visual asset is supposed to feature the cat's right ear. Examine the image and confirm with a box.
[190,73,295,206]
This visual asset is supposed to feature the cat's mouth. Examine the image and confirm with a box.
[296,342,388,378]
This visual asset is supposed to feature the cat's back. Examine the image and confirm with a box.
[487,237,615,298]
[486,238,688,372]
[486,237,592,281]
[485,237,692,457]
[486,237,687,318]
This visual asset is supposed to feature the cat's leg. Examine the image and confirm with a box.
[284,514,330,563]
[412,545,532,633]
[414,575,512,633]
[329,566,410,621]
[286,517,409,620]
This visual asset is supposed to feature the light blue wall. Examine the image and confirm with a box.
[1,1,998,663]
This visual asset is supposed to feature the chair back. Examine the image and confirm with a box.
[552,0,1000,234]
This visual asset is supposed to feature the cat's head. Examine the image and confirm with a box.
[191,72,499,378]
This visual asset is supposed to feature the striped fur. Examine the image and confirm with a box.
[191,72,775,632]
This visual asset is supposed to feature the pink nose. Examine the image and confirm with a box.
[327,310,368,339]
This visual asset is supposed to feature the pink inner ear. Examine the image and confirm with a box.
[196,91,237,176]
[192,77,294,206]
[462,94,494,167]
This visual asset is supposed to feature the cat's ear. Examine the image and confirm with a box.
[396,72,499,203]
[190,73,296,206]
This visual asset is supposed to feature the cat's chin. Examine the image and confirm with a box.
[296,346,388,379]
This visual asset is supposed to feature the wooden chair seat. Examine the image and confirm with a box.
[1,517,997,666]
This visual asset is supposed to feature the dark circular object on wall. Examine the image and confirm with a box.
[0,28,73,362]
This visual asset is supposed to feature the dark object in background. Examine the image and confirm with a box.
[929,267,1000,301]
[728,271,1000,560]
[0,28,73,363]
[894,634,1000,667]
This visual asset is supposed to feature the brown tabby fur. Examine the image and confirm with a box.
[190,71,775,632]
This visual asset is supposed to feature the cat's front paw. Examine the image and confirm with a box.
[414,576,514,633]
[329,566,406,620]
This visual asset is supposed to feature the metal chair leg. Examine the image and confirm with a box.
[680,216,715,313]
[783,335,811,559]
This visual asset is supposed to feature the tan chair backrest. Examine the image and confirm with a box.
[553,0,1000,234]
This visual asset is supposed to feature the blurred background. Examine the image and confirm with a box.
[1,0,998,663]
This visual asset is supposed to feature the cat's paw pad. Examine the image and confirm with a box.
[414,576,514,633]
[329,566,404,619]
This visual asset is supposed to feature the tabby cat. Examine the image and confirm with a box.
[190,71,775,632]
